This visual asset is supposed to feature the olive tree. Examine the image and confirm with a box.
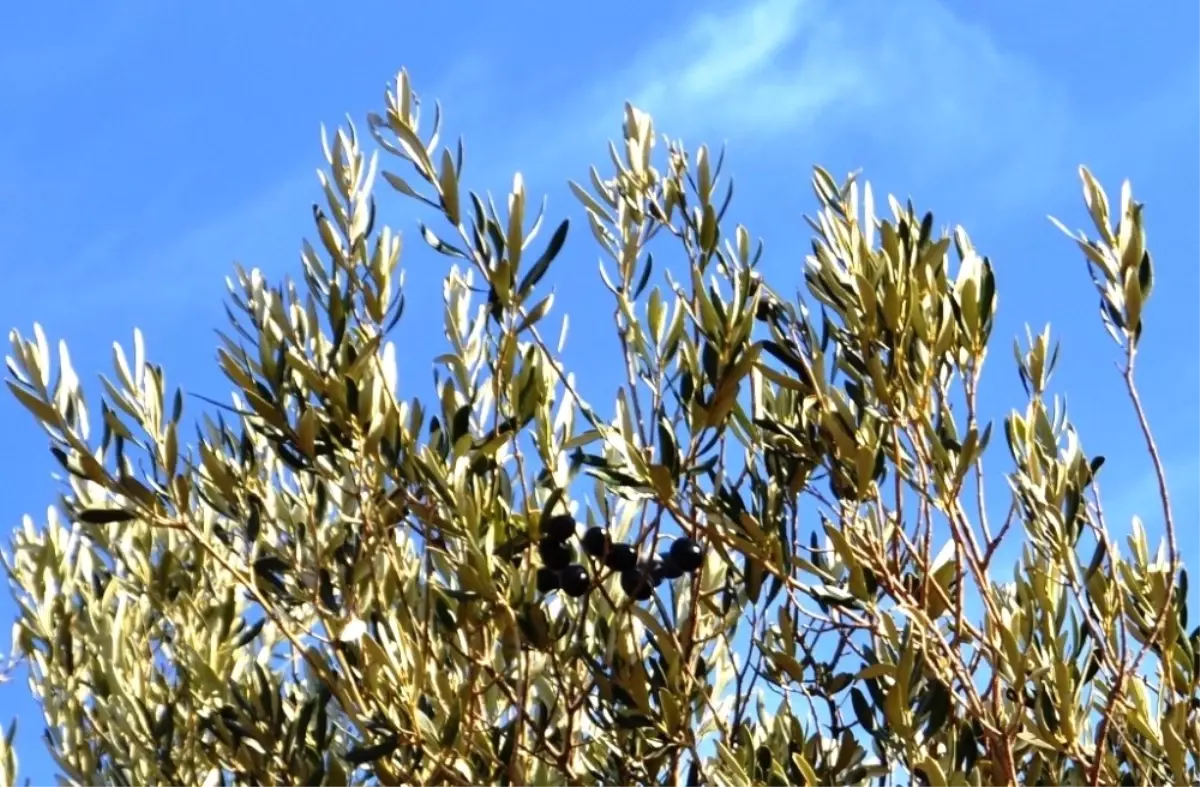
[1,67,1195,786]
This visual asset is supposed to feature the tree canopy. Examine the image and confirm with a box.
[1,68,1195,787]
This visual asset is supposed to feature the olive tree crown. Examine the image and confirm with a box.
[1,67,1193,787]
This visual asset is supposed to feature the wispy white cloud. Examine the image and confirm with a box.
[610,0,865,138]
[625,0,835,136]
[33,0,1095,332]
[511,0,1071,208]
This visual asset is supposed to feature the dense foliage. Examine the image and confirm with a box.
[2,68,1194,786]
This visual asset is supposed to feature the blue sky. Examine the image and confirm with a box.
[1,0,1196,781]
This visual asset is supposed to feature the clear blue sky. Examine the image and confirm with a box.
[1,0,1196,782]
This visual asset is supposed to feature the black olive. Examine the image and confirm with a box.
[605,542,637,572]
[536,567,561,594]
[660,552,685,580]
[581,526,610,558]
[542,514,577,543]
[620,568,653,601]
[539,538,575,571]
[669,537,704,574]
[755,745,772,773]
[560,565,590,598]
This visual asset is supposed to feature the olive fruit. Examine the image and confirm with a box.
[756,295,782,323]
[581,527,610,558]
[620,567,653,601]
[542,514,576,543]
[539,538,575,571]
[755,745,772,773]
[669,537,704,574]
[536,567,561,594]
[560,564,590,597]
[604,542,638,573]
[659,551,684,580]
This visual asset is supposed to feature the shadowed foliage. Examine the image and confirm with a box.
[1,68,1195,787]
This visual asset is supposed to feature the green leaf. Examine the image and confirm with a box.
[850,687,875,733]
[517,219,569,299]
[924,680,952,739]
[441,706,461,748]
[656,415,679,479]
[855,663,895,681]
[450,404,471,444]
[1085,537,1106,580]
[633,252,654,298]
[760,341,812,385]
[231,618,266,649]
[6,381,60,426]
[386,170,424,196]
[343,733,399,765]
[516,293,554,334]
[419,223,468,258]
[699,203,718,254]
[917,756,948,787]
[438,147,461,224]
[789,749,818,786]
[76,508,137,525]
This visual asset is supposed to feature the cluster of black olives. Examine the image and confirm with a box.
[534,514,591,597]
[533,513,705,602]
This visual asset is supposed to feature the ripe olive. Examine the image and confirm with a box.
[669,537,704,574]
[560,564,590,597]
[539,538,575,571]
[620,567,653,601]
[536,567,561,594]
[660,551,684,580]
[604,542,637,573]
[581,527,610,558]
[542,514,576,543]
